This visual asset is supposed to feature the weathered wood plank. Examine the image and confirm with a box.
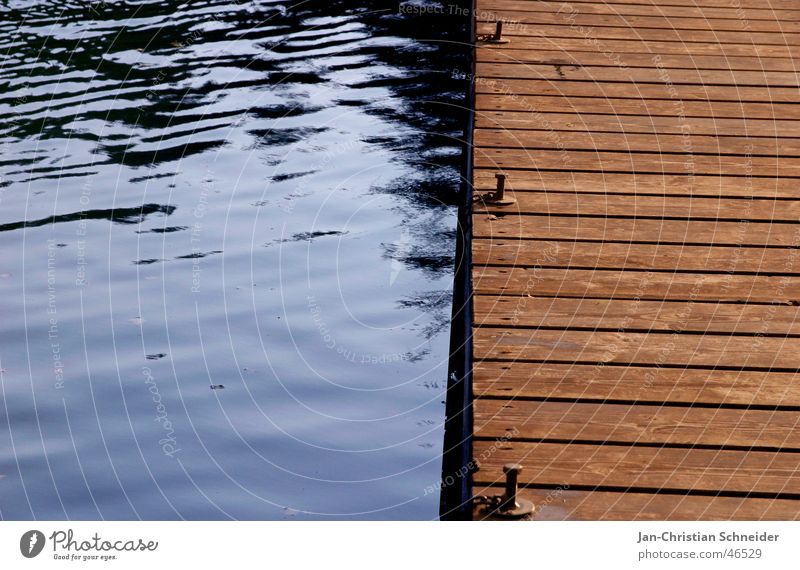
[473,215,800,246]
[473,487,800,520]
[474,399,800,448]
[477,104,800,130]
[474,295,800,334]
[473,441,800,494]
[474,148,800,176]
[473,192,800,222]
[473,361,800,406]
[473,266,800,302]
[467,0,800,518]
[473,171,796,198]
[477,10,800,34]
[474,240,800,274]
[475,128,799,156]
[476,48,797,72]
[476,109,800,136]
[473,78,800,103]
[476,22,800,45]
[478,47,800,71]
[477,62,800,87]
[487,1,800,21]
[474,327,800,369]
[506,0,797,8]
[484,35,800,58]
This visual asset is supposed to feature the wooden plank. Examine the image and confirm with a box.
[476,109,800,137]
[477,48,800,72]
[473,170,795,198]
[473,175,794,200]
[472,441,800,494]
[477,62,800,87]
[474,149,800,176]
[473,487,800,520]
[493,0,800,10]
[474,328,800,369]
[474,240,800,274]
[474,399,800,448]
[477,94,800,122]
[475,128,798,156]
[473,192,800,222]
[473,362,800,407]
[473,266,800,302]
[474,79,800,104]
[488,1,800,21]
[489,35,800,58]
[477,10,800,33]
[473,215,800,247]
[476,22,800,46]
[466,0,800,519]
[474,295,800,334]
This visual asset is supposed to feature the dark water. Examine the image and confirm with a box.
[0,0,467,519]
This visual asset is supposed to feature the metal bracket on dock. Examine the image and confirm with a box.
[479,173,516,206]
[476,463,535,519]
[478,21,510,44]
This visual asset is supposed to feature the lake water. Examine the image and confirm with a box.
[0,0,467,519]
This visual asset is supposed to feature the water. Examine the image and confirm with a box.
[0,0,467,519]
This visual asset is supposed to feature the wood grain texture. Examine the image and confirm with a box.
[477,10,800,34]
[474,214,800,246]
[473,170,798,198]
[472,441,800,494]
[468,0,800,519]
[476,22,800,46]
[474,78,800,103]
[474,327,800,368]
[489,0,799,8]
[487,2,800,23]
[474,148,800,176]
[473,239,800,274]
[474,295,800,334]
[477,62,800,87]
[473,266,800,302]
[473,487,800,520]
[475,128,800,156]
[478,48,800,72]
[476,110,800,136]
[481,35,800,58]
[473,361,800,406]
[473,192,800,221]
[474,399,800,448]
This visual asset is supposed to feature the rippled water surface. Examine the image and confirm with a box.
[0,0,467,519]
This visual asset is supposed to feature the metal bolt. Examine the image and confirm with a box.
[494,173,506,201]
[502,463,521,510]
[482,19,510,44]
[495,462,534,518]
[483,172,515,206]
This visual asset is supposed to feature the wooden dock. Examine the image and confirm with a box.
[468,0,800,520]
